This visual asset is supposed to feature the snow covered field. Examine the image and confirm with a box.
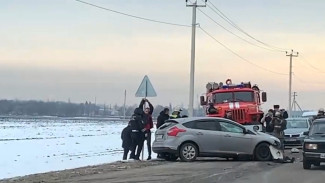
[0,118,156,179]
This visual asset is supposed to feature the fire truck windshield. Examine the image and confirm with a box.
[214,92,254,103]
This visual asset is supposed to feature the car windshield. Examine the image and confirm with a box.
[309,123,325,135]
[286,119,308,129]
[234,92,254,102]
[214,91,254,103]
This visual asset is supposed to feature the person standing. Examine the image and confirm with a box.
[139,98,154,160]
[129,108,146,160]
[313,108,325,122]
[121,122,132,160]
[270,111,287,152]
[157,108,170,129]
[261,109,274,133]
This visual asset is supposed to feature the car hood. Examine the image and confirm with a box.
[304,135,325,142]
[255,131,280,143]
[284,128,308,135]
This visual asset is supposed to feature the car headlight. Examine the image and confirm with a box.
[305,143,318,150]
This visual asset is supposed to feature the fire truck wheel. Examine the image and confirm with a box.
[255,142,272,161]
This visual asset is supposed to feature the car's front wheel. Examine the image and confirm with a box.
[179,143,198,162]
[303,158,312,169]
[255,143,272,161]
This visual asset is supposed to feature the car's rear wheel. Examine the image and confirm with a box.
[255,143,272,161]
[303,158,312,169]
[179,143,198,162]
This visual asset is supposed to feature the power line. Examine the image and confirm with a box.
[197,8,282,52]
[299,54,325,74]
[206,0,288,52]
[199,26,287,76]
[75,0,191,27]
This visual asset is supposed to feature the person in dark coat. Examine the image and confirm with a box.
[270,111,287,152]
[121,123,132,160]
[261,109,274,133]
[129,107,146,160]
[157,108,169,129]
[139,98,154,160]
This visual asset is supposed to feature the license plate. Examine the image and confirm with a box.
[320,153,325,159]
[285,139,296,142]
[156,135,164,139]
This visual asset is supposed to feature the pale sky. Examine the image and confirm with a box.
[0,0,324,111]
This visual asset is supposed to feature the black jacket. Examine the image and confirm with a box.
[129,108,145,131]
[139,100,154,126]
[121,125,132,149]
[157,111,169,129]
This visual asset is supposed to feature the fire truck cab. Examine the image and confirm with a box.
[200,79,267,125]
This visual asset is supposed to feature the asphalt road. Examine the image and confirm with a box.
[4,149,325,183]
[61,159,281,183]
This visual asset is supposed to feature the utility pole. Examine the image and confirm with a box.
[291,92,303,116]
[186,0,207,117]
[286,50,298,118]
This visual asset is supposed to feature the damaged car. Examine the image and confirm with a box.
[153,117,282,162]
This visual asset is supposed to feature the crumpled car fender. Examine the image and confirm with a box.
[269,145,284,160]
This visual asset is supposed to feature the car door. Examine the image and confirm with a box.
[218,120,253,154]
[185,120,223,153]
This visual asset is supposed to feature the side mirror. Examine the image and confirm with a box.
[262,92,267,102]
[200,96,207,105]
[303,131,309,136]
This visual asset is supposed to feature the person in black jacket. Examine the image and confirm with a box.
[121,123,132,160]
[129,108,146,160]
[157,108,169,129]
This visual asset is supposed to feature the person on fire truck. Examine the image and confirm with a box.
[224,110,233,120]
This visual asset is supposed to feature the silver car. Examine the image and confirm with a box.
[153,117,281,162]
[284,118,310,146]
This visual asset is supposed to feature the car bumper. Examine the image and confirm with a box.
[152,147,178,154]
[303,152,325,162]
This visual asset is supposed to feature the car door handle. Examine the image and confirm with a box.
[224,134,231,137]
[196,132,204,135]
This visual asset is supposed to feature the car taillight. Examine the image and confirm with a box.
[167,126,186,136]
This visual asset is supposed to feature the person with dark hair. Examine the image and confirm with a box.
[224,110,233,120]
[273,105,280,117]
[157,108,169,129]
[129,108,146,160]
[261,109,274,133]
[121,122,132,160]
[139,98,154,160]
[313,108,325,122]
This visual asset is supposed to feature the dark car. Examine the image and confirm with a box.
[302,119,325,169]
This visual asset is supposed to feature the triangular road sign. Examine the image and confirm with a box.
[135,75,157,97]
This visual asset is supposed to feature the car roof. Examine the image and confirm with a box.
[167,117,241,125]
[286,118,308,121]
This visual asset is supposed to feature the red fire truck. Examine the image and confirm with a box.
[200,79,267,125]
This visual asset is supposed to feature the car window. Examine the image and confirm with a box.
[183,121,195,128]
[159,120,178,130]
[195,121,217,131]
[219,121,244,134]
